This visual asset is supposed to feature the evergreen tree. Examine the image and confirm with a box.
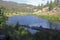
[49,1,53,11]
[46,1,49,6]
[0,7,5,16]
[15,22,20,30]
[49,0,57,11]
[37,4,43,11]
[0,7,7,28]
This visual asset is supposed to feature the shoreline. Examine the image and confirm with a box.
[5,12,60,22]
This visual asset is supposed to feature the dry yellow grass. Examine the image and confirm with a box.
[5,12,29,17]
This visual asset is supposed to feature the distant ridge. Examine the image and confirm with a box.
[0,0,36,12]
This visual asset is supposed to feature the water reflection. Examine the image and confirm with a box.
[6,16,50,34]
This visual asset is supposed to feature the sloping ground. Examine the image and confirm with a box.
[52,7,60,14]
[33,6,60,16]
[0,0,36,12]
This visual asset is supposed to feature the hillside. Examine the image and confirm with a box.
[0,0,60,16]
[0,0,36,13]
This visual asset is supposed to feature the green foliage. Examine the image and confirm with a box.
[49,1,57,11]
[46,1,50,6]
[0,7,4,16]
[0,7,7,28]
[1,23,60,40]
[37,4,44,11]
[34,30,60,40]
[33,14,60,22]
[15,22,20,30]
[1,24,34,40]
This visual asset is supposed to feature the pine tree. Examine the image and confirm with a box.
[46,1,49,6]
[15,22,20,30]
[49,0,57,11]
[37,4,43,11]
[49,0,53,11]
[0,7,5,16]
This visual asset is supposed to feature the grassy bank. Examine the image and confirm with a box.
[5,12,32,17]
[33,14,60,22]
[5,12,60,22]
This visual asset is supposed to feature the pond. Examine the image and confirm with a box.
[6,16,60,34]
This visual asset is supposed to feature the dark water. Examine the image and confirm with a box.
[6,16,53,34]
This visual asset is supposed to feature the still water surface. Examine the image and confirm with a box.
[6,16,60,34]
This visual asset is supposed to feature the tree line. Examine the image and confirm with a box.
[36,0,57,11]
